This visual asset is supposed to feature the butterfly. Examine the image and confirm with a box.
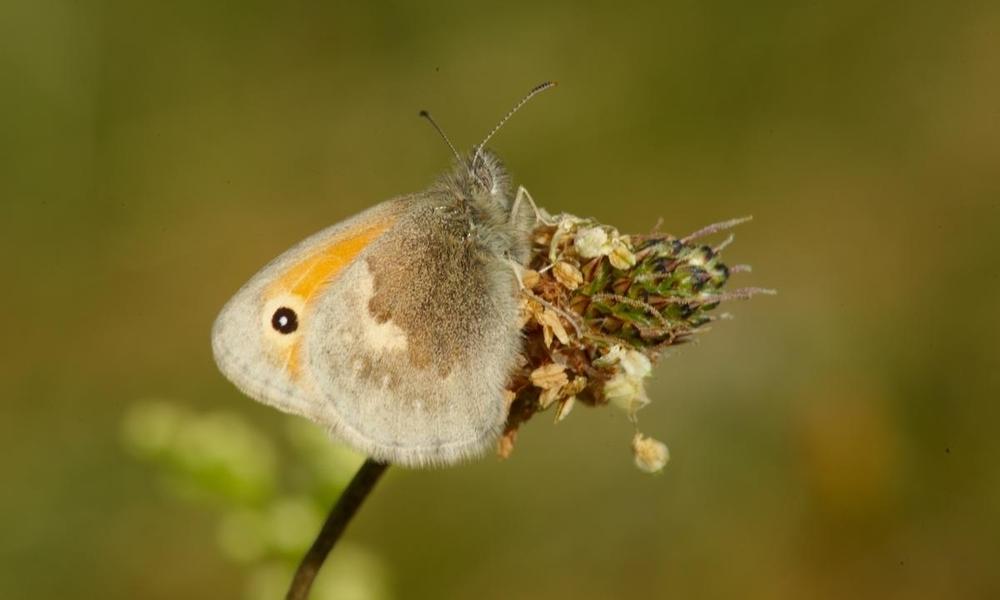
[212,82,556,467]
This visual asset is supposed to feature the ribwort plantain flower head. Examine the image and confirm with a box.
[503,208,774,472]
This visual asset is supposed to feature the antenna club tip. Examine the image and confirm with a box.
[418,109,430,117]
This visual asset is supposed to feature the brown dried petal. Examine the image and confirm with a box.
[608,238,637,270]
[554,396,576,423]
[563,376,588,396]
[533,228,554,246]
[517,299,534,328]
[537,309,571,346]
[521,268,541,290]
[553,261,583,291]
[530,363,568,390]
[538,385,562,409]
[498,430,517,459]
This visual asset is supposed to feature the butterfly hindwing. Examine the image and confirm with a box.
[307,192,521,466]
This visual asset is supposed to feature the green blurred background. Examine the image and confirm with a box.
[3,1,999,598]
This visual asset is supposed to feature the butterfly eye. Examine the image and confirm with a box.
[270,306,298,334]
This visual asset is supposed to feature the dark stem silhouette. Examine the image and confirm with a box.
[285,458,389,600]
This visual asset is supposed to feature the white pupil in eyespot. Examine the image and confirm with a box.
[271,307,298,334]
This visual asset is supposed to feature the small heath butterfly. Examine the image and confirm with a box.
[212,82,556,467]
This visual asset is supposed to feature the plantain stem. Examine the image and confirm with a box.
[285,458,389,600]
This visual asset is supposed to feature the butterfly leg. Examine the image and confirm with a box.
[509,185,554,226]
[504,257,530,290]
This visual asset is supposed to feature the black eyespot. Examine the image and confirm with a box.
[271,307,298,334]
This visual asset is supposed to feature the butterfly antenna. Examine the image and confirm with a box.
[418,110,462,162]
[473,81,557,165]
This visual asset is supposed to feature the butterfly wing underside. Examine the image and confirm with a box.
[212,195,522,467]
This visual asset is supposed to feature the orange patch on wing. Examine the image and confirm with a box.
[270,218,393,378]
[273,221,391,300]
[284,344,303,380]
